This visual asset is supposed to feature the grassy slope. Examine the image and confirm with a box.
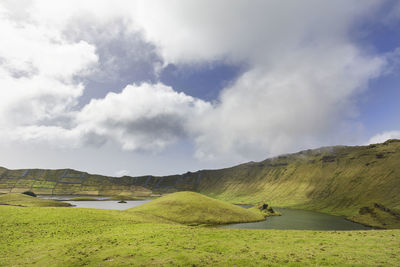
[128,191,265,225]
[0,205,399,266]
[0,193,72,207]
[199,140,400,219]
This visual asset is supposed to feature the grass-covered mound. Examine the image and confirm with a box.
[0,193,72,207]
[128,191,264,225]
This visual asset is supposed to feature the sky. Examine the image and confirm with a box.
[0,0,399,177]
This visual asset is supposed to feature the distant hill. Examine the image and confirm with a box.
[1,139,399,227]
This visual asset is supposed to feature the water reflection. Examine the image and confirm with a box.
[64,199,153,210]
[222,207,371,230]
[38,195,152,210]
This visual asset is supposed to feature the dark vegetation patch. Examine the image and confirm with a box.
[321,155,336,162]
[250,202,281,216]
[22,191,36,197]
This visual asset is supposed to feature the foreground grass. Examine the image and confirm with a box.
[128,191,265,225]
[1,205,399,266]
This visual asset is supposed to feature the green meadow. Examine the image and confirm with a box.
[0,205,399,266]
[0,193,399,266]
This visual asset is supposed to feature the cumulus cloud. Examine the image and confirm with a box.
[11,82,210,153]
[134,0,386,160]
[65,18,163,104]
[0,2,98,132]
[368,131,400,144]
[75,83,210,151]
[0,0,397,169]
[132,0,380,64]
[191,45,384,160]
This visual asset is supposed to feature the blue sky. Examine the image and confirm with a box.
[351,1,400,141]
[160,62,243,102]
[0,0,399,176]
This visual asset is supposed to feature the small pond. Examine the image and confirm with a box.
[221,207,371,231]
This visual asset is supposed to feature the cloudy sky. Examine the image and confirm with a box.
[0,0,399,176]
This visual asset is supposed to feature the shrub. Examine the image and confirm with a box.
[22,191,37,197]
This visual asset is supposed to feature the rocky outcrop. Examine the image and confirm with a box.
[251,203,281,217]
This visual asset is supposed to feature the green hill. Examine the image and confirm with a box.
[128,191,265,225]
[0,139,399,227]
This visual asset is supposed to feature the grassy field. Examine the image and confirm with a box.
[0,204,399,266]
[128,191,265,225]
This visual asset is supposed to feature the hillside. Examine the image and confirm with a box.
[128,191,265,225]
[1,139,399,227]
[200,140,400,213]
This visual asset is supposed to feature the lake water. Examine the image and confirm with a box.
[221,207,371,231]
[38,195,110,200]
[38,195,153,210]
[64,199,153,210]
[37,196,371,229]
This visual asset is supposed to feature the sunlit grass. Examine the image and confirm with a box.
[0,205,399,266]
[128,191,265,225]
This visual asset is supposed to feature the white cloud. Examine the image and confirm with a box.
[0,2,98,131]
[11,125,82,148]
[368,131,400,144]
[13,83,211,152]
[135,0,385,160]
[190,45,384,160]
[132,0,380,65]
[75,83,211,151]
[0,0,396,172]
